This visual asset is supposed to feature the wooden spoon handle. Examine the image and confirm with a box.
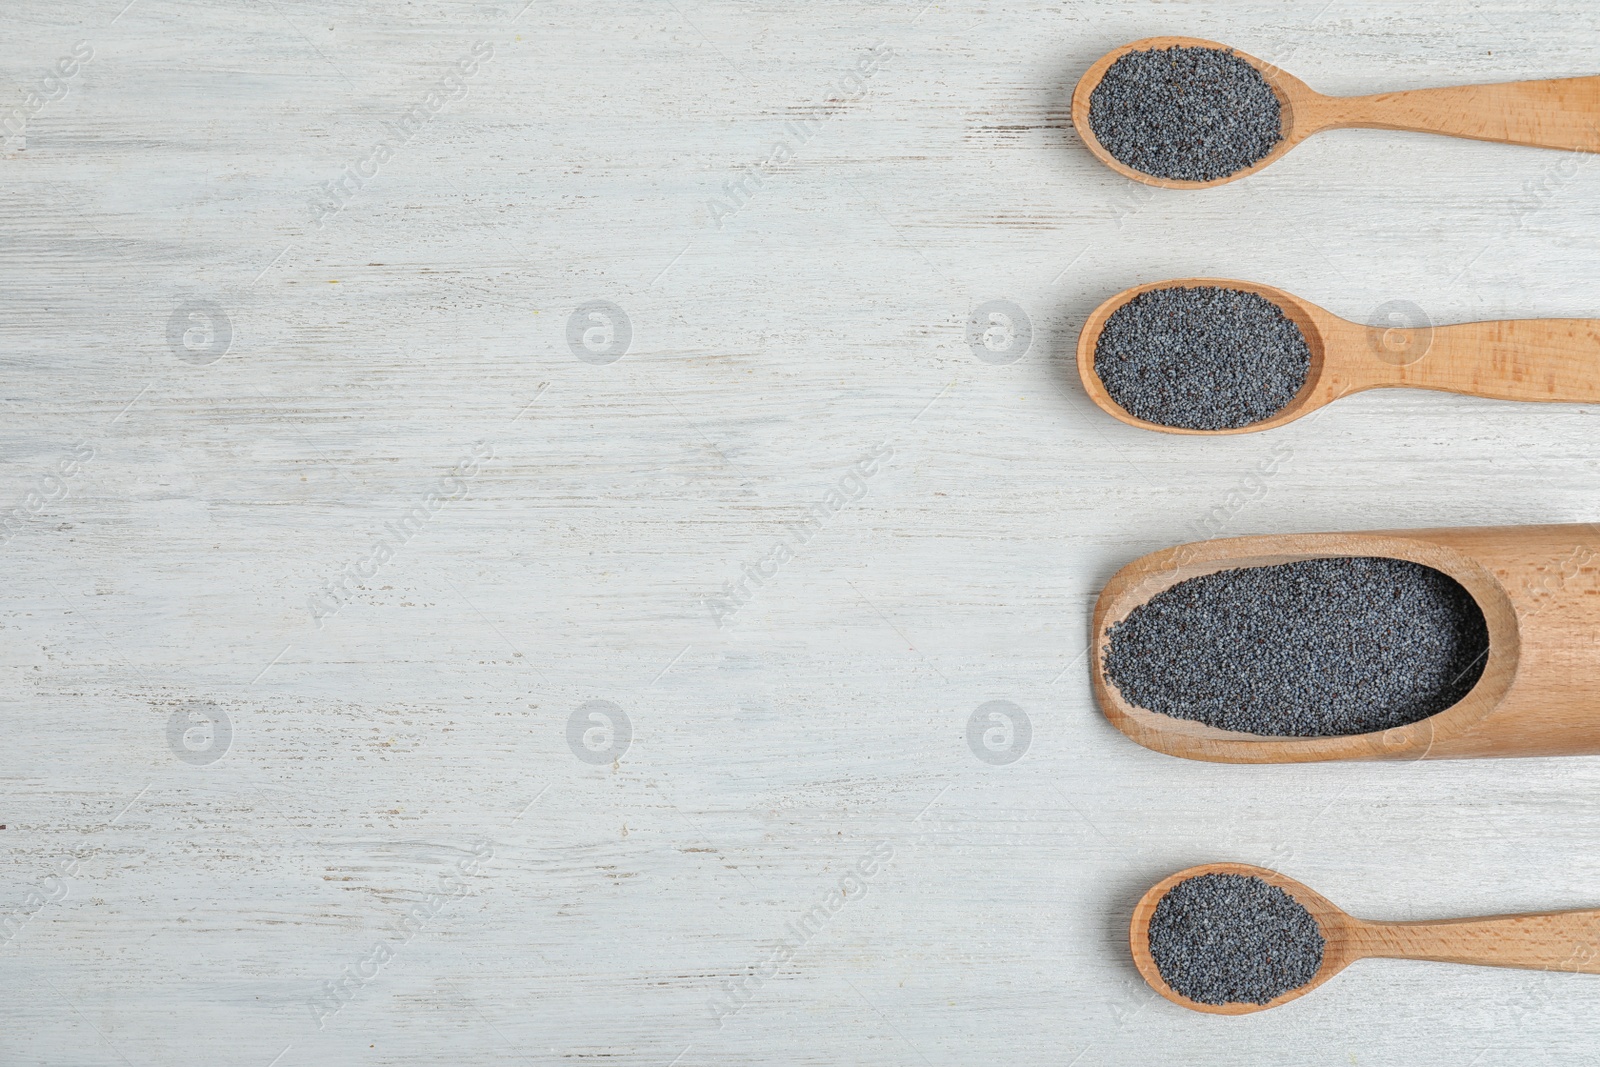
[1378,319,1600,403]
[1363,910,1600,973]
[1322,76,1600,152]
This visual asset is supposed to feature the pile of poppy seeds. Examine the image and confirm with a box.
[1148,873,1325,1006]
[1103,557,1490,737]
[1093,285,1312,430]
[1087,45,1284,182]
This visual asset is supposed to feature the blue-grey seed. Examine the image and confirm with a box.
[1088,45,1283,183]
[1104,557,1490,737]
[1094,285,1311,431]
[1148,873,1324,1006]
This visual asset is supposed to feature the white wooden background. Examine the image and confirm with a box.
[6,0,1600,1063]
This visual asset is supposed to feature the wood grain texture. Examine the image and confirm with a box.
[1131,863,1600,1015]
[1072,35,1600,189]
[1078,278,1600,434]
[7,1,1600,1065]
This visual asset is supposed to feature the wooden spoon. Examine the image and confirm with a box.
[1076,278,1600,435]
[1091,525,1600,763]
[1073,35,1600,189]
[1132,863,1600,1015]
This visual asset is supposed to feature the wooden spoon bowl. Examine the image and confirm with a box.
[1072,36,1600,189]
[1091,525,1600,763]
[1076,278,1600,435]
[1132,863,1600,1015]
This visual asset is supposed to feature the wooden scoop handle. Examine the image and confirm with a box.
[1316,76,1600,152]
[1374,318,1600,403]
[1361,910,1600,973]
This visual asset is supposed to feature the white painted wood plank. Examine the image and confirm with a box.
[5,1,1600,1063]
